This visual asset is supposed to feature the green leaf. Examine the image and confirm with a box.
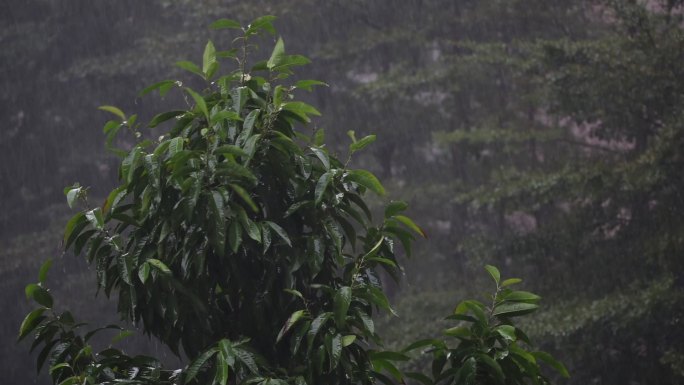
[246,15,276,36]
[393,215,426,238]
[367,285,396,316]
[176,61,204,78]
[485,265,501,285]
[209,191,227,255]
[203,40,218,79]
[147,259,171,275]
[65,186,81,209]
[492,302,539,318]
[266,221,292,247]
[501,278,522,287]
[384,201,408,218]
[18,308,46,341]
[149,110,186,128]
[502,291,541,303]
[341,335,356,347]
[38,259,52,284]
[370,351,410,362]
[347,169,385,196]
[444,326,471,339]
[329,334,342,369]
[98,105,126,120]
[495,325,517,342]
[211,111,243,125]
[228,220,242,253]
[277,309,306,342]
[402,338,445,352]
[139,80,176,97]
[169,137,184,156]
[310,147,330,170]
[138,262,150,284]
[532,351,569,378]
[334,286,352,327]
[267,37,285,70]
[85,208,104,230]
[25,284,40,300]
[210,18,242,30]
[63,212,86,249]
[215,353,229,385]
[477,354,505,384]
[111,330,134,344]
[308,312,333,343]
[184,87,209,120]
[185,347,219,383]
[350,135,376,153]
[295,79,328,91]
[230,184,258,213]
[282,102,321,123]
[237,206,261,242]
[315,171,333,205]
[31,287,53,308]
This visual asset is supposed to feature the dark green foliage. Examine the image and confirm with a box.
[17,16,565,385]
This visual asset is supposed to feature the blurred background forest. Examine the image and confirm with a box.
[2,0,684,384]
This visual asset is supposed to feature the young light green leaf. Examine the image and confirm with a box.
[501,278,523,287]
[393,215,427,238]
[98,105,126,121]
[203,40,218,79]
[294,79,328,91]
[485,265,500,285]
[341,335,356,347]
[267,37,285,70]
[350,135,376,153]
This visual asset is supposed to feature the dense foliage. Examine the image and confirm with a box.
[5,1,684,384]
[18,17,565,385]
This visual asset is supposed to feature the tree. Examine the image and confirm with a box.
[18,16,565,385]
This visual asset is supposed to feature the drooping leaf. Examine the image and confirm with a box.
[347,169,385,196]
[98,105,126,121]
[532,351,570,378]
[333,286,352,327]
[315,171,333,205]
